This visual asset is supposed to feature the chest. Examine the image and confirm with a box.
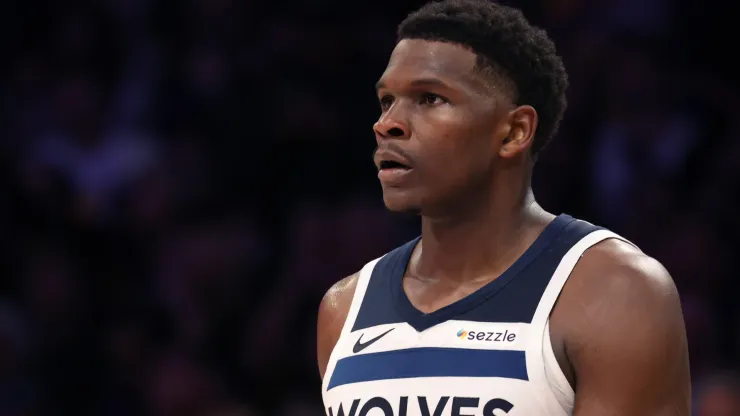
[323,320,559,416]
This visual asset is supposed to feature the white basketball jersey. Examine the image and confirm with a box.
[322,215,630,416]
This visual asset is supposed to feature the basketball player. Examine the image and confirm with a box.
[317,1,691,415]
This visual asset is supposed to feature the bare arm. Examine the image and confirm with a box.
[317,273,359,379]
[557,241,691,415]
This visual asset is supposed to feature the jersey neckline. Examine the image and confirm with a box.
[389,214,575,332]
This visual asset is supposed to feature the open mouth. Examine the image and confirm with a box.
[379,160,411,170]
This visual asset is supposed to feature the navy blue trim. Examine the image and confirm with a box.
[391,214,575,332]
[327,348,528,390]
[351,239,418,332]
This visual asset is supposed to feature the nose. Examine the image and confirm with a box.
[373,106,410,144]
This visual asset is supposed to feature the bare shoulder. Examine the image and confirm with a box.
[317,272,360,379]
[319,272,361,332]
[553,238,683,341]
[572,238,678,301]
[555,238,691,415]
[562,238,686,351]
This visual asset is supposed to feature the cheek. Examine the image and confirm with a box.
[420,137,487,192]
[425,127,489,165]
[411,110,493,185]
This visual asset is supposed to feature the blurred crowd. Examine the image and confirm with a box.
[0,0,738,415]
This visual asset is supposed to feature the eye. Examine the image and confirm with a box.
[420,92,447,106]
[379,95,394,111]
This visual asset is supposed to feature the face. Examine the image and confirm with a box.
[373,39,533,215]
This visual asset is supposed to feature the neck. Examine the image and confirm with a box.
[415,178,554,284]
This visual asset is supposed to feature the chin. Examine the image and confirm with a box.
[382,192,422,215]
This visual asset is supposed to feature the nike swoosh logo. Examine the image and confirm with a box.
[352,328,395,353]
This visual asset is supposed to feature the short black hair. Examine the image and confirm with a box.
[397,0,568,157]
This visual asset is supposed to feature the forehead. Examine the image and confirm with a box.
[379,39,485,91]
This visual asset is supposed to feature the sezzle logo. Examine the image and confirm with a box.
[456,328,517,343]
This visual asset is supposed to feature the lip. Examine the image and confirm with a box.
[373,149,412,171]
[378,167,414,185]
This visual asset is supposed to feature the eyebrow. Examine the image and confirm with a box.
[375,78,451,92]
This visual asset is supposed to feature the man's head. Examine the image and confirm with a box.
[373,0,568,215]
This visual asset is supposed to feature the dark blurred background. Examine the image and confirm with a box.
[0,0,738,415]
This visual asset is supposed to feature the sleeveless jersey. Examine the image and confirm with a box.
[322,214,634,416]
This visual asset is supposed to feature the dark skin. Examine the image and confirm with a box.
[317,39,691,415]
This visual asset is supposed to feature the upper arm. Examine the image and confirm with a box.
[562,241,691,415]
[317,273,359,380]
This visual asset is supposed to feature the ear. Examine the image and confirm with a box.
[499,105,538,159]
